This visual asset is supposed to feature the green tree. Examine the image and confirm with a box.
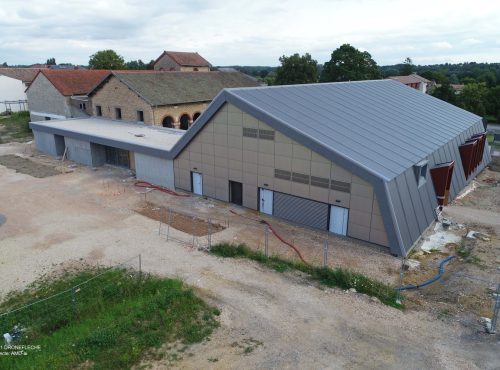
[1,62,7,67]
[274,53,318,85]
[460,83,488,116]
[46,58,56,65]
[88,50,125,70]
[320,44,381,82]
[431,80,457,105]
[400,57,413,75]
[125,59,148,70]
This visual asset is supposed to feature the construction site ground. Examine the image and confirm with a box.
[0,142,499,369]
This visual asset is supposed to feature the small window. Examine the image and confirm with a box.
[414,160,428,187]
[243,127,258,138]
[79,102,86,110]
[45,116,51,121]
[137,110,144,122]
[274,169,291,180]
[258,129,275,141]
[291,172,310,184]
[96,105,102,116]
[310,176,330,189]
[115,108,122,120]
[193,67,199,71]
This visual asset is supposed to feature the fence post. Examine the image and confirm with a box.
[396,257,405,305]
[323,240,328,267]
[265,225,269,257]
[208,218,212,248]
[139,254,142,282]
[488,283,500,334]
[71,288,77,317]
[166,208,171,241]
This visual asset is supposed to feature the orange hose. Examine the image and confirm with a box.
[230,210,309,265]
[134,181,190,197]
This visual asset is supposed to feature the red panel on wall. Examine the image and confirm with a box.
[431,161,455,206]
[459,141,477,178]
[471,133,486,166]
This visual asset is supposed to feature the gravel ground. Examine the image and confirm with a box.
[0,145,498,369]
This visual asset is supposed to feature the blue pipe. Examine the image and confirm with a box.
[398,255,455,291]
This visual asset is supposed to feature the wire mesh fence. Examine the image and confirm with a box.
[0,255,142,354]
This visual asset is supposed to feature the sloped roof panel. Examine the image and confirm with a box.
[224,80,481,180]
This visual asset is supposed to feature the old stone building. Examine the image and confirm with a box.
[88,71,259,129]
[26,69,110,121]
[153,51,211,72]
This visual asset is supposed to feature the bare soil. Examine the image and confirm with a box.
[0,154,60,177]
[0,143,498,369]
[135,201,226,236]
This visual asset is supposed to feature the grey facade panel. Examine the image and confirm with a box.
[134,153,175,189]
[65,137,93,166]
[273,192,329,230]
[90,143,106,167]
[33,130,58,157]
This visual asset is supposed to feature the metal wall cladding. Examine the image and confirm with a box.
[273,191,329,230]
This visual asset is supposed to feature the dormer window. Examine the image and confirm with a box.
[414,160,428,188]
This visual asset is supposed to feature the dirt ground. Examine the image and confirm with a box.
[0,143,499,369]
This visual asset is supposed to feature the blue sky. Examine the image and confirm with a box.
[0,0,499,66]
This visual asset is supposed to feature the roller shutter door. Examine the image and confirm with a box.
[273,192,329,230]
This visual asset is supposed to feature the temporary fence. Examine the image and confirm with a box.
[1,100,28,113]
[0,255,142,350]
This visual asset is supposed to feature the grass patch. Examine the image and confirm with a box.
[0,268,219,369]
[0,111,32,144]
[210,243,402,308]
[487,133,500,149]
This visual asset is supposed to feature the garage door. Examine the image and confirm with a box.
[273,192,329,230]
[105,146,130,168]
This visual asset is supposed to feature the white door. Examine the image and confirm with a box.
[329,206,348,235]
[259,188,273,215]
[192,172,203,195]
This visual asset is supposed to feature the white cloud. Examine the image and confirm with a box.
[432,41,453,49]
[0,0,499,66]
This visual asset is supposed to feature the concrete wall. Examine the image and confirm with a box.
[64,137,94,166]
[0,76,27,112]
[134,153,175,188]
[174,103,388,247]
[27,73,68,121]
[33,130,58,156]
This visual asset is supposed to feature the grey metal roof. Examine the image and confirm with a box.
[110,71,260,106]
[30,117,183,158]
[219,80,481,181]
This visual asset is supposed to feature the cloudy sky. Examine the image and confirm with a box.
[1,0,499,66]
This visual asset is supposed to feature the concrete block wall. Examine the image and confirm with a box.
[64,137,94,167]
[174,103,389,247]
[33,131,58,157]
[134,153,175,188]
[27,73,69,120]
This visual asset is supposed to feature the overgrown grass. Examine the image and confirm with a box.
[210,243,402,308]
[0,111,32,143]
[0,268,219,369]
[487,133,500,149]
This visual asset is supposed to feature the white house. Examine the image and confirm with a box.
[0,68,40,112]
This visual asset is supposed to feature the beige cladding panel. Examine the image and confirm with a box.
[173,102,389,248]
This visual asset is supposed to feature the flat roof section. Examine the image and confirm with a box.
[30,117,184,158]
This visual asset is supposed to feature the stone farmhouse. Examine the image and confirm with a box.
[88,71,259,129]
[153,51,211,72]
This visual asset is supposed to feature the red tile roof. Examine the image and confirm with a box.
[36,69,111,96]
[0,68,43,83]
[156,51,211,67]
